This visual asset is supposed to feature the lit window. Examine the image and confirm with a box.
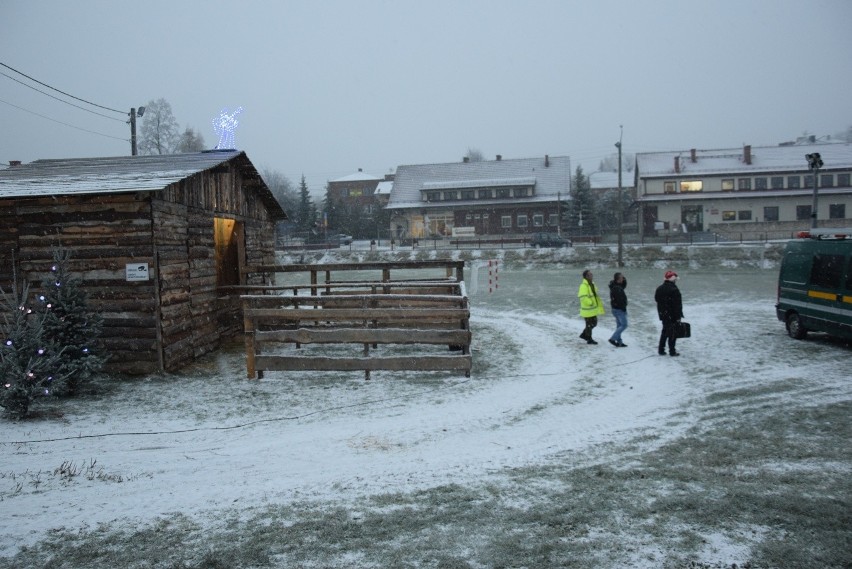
[721,179,734,191]
[680,180,703,192]
[722,211,736,221]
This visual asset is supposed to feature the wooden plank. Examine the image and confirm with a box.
[254,354,471,372]
[245,307,469,322]
[256,328,471,345]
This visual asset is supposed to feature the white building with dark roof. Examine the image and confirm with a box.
[385,155,571,240]
[634,142,852,237]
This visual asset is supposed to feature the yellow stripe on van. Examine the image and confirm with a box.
[844,296,852,304]
[808,290,838,301]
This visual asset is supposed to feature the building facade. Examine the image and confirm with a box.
[635,143,852,237]
[385,155,571,240]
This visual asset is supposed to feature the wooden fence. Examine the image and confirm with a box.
[239,260,471,379]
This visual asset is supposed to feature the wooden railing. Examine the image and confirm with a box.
[239,261,471,380]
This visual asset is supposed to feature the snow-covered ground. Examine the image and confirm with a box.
[1,265,849,567]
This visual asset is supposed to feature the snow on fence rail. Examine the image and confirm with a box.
[238,261,471,380]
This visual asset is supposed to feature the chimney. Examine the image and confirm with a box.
[463,156,470,163]
[496,154,502,161]
[358,168,363,172]
[743,145,752,165]
[690,148,696,163]
[674,156,680,173]
[545,154,550,167]
[9,160,22,167]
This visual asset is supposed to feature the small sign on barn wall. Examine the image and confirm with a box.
[126,263,150,281]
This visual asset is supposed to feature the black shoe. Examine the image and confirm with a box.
[669,351,680,357]
[608,339,618,347]
[587,339,598,345]
[658,350,666,355]
[579,332,589,340]
[617,342,627,348]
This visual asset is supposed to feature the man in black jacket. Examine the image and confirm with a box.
[654,270,683,356]
[607,272,628,347]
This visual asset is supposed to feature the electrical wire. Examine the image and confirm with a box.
[0,97,129,142]
[0,70,126,122]
[0,60,125,115]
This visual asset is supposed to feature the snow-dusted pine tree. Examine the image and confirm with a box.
[39,247,105,395]
[0,282,65,418]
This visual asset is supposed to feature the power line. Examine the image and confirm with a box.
[0,60,125,115]
[0,70,126,122]
[0,97,129,142]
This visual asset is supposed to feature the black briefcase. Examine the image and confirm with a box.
[675,321,691,339]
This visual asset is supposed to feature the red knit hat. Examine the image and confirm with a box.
[664,270,678,280]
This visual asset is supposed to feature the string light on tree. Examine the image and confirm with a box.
[212,107,243,149]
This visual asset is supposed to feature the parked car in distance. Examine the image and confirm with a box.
[336,234,353,245]
[529,232,572,248]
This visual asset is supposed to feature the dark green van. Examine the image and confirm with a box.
[776,229,852,340]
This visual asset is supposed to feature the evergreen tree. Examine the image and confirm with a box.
[0,282,65,418]
[39,248,105,395]
[296,175,317,234]
[569,166,599,235]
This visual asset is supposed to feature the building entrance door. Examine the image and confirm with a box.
[681,205,703,232]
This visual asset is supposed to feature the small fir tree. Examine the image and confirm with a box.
[0,283,65,418]
[39,247,105,395]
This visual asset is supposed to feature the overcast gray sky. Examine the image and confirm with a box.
[2,0,851,194]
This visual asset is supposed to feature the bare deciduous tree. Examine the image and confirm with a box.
[139,98,180,155]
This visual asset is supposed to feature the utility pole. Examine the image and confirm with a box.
[615,125,624,267]
[129,106,145,156]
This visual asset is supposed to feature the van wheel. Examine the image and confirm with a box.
[786,313,808,340]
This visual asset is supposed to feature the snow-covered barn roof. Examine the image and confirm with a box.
[636,142,852,178]
[0,150,286,218]
[387,155,571,209]
[374,180,393,195]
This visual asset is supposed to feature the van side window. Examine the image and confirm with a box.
[810,254,845,289]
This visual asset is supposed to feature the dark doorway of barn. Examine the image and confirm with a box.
[214,218,245,287]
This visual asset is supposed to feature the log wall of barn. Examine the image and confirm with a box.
[3,194,161,374]
[1,157,281,375]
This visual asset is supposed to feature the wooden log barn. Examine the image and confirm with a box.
[0,151,286,374]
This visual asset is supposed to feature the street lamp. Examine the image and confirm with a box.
[806,152,823,228]
[129,106,146,156]
[615,126,624,267]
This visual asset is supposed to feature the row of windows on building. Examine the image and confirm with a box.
[460,212,560,228]
[425,186,534,202]
[720,203,846,222]
[665,172,852,194]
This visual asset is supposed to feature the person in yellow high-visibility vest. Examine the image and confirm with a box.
[577,269,605,345]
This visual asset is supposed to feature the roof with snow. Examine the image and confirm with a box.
[0,150,286,218]
[636,142,852,178]
[386,155,571,209]
[374,180,393,195]
[330,170,384,183]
